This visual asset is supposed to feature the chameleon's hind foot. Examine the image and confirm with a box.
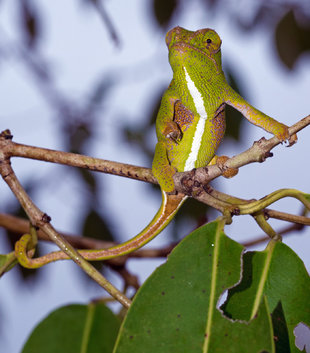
[210,155,238,178]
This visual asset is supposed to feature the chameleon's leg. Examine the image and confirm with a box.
[209,155,238,178]
[163,121,183,144]
[224,86,297,144]
[152,141,176,193]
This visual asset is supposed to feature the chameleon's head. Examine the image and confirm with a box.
[166,26,222,74]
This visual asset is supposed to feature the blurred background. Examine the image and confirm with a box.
[0,0,309,352]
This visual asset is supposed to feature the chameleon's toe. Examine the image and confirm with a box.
[274,125,290,142]
[274,125,297,147]
[163,121,182,143]
[287,133,298,147]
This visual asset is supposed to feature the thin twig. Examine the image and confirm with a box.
[0,159,131,307]
[4,139,156,185]
[265,209,310,225]
[1,115,309,193]
[174,115,310,188]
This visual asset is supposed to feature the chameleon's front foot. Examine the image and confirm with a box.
[287,132,298,146]
[163,121,182,143]
[269,123,297,146]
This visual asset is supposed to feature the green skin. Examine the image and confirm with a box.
[153,26,291,192]
[15,27,294,267]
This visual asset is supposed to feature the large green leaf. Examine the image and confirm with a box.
[114,220,274,352]
[22,302,120,353]
[222,240,310,353]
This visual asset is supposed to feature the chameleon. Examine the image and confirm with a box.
[15,26,296,267]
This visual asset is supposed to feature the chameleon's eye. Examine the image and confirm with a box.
[206,38,212,44]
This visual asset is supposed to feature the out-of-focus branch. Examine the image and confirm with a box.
[0,212,176,260]
[90,0,121,46]
[243,223,305,247]
[1,208,306,259]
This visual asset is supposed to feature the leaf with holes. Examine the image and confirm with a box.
[22,303,120,353]
[222,240,310,353]
[114,220,274,352]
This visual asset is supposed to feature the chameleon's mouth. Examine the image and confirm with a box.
[171,41,221,56]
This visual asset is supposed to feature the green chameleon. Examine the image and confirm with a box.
[111,26,293,256]
[15,26,296,267]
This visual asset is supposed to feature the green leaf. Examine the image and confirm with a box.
[114,220,274,352]
[82,208,115,242]
[22,302,120,353]
[222,240,310,353]
[275,10,310,70]
[152,0,179,28]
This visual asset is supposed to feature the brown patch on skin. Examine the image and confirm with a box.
[163,121,182,143]
[173,101,194,133]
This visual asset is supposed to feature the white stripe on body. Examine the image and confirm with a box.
[183,67,208,171]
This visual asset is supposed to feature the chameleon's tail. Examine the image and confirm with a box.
[15,191,187,268]
[86,191,187,260]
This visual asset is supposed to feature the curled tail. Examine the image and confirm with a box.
[88,191,187,260]
[15,191,187,268]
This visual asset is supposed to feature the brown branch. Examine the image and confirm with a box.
[1,115,309,198]
[1,137,155,185]
[0,212,115,249]
[174,115,310,191]
[265,209,310,225]
[0,115,309,274]
[0,157,131,307]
